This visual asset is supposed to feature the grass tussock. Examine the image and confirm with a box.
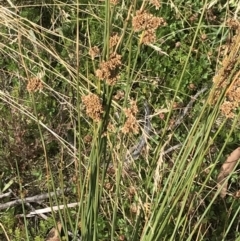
[0,1,240,241]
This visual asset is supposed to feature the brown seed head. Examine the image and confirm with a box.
[96,53,122,85]
[119,235,126,241]
[149,0,161,10]
[82,93,103,122]
[130,203,139,214]
[113,90,125,100]
[226,18,240,30]
[110,0,119,5]
[89,46,100,60]
[122,100,139,134]
[132,10,166,32]
[121,114,139,134]
[27,77,43,92]
[201,33,207,40]
[142,29,156,45]
[110,33,120,49]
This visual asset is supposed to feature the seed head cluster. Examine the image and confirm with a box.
[110,0,119,5]
[149,0,161,10]
[89,46,100,60]
[220,72,240,118]
[122,100,139,134]
[211,19,240,118]
[226,18,240,30]
[27,77,43,92]
[132,10,166,44]
[110,33,120,49]
[82,93,103,122]
[113,90,125,100]
[95,53,122,85]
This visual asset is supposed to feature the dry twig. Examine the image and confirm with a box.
[0,188,69,211]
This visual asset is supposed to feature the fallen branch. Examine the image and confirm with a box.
[29,202,79,215]
[0,188,69,211]
[163,143,182,155]
[9,189,48,220]
[0,191,12,199]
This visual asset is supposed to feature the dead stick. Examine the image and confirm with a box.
[0,188,69,211]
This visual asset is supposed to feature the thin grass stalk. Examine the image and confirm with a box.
[160,0,208,141]
[186,191,220,241]
[186,119,240,240]
[73,1,87,239]
[103,0,110,58]
[59,149,75,241]
[170,148,205,239]
[110,162,122,240]
[97,2,125,238]
[142,104,210,239]
[142,3,209,239]
[30,93,65,239]
[82,94,112,240]
[78,168,90,240]
[167,144,203,239]
[129,34,142,82]
[131,209,144,240]
[0,222,10,241]
[15,162,30,241]
[114,4,133,53]
[86,18,100,93]
[191,107,227,197]
[75,0,82,195]
[16,14,62,238]
[223,201,240,239]
[180,37,240,237]
[167,106,223,238]
[93,124,102,241]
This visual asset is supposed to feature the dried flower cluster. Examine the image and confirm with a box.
[110,0,119,5]
[122,100,139,134]
[220,72,240,118]
[27,77,43,92]
[149,0,161,10]
[82,93,103,122]
[130,202,140,215]
[110,33,120,49]
[113,90,125,100]
[226,18,240,30]
[95,53,122,85]
[89,46,100,60]
[132,10,166,44]
[210,19,240,118]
